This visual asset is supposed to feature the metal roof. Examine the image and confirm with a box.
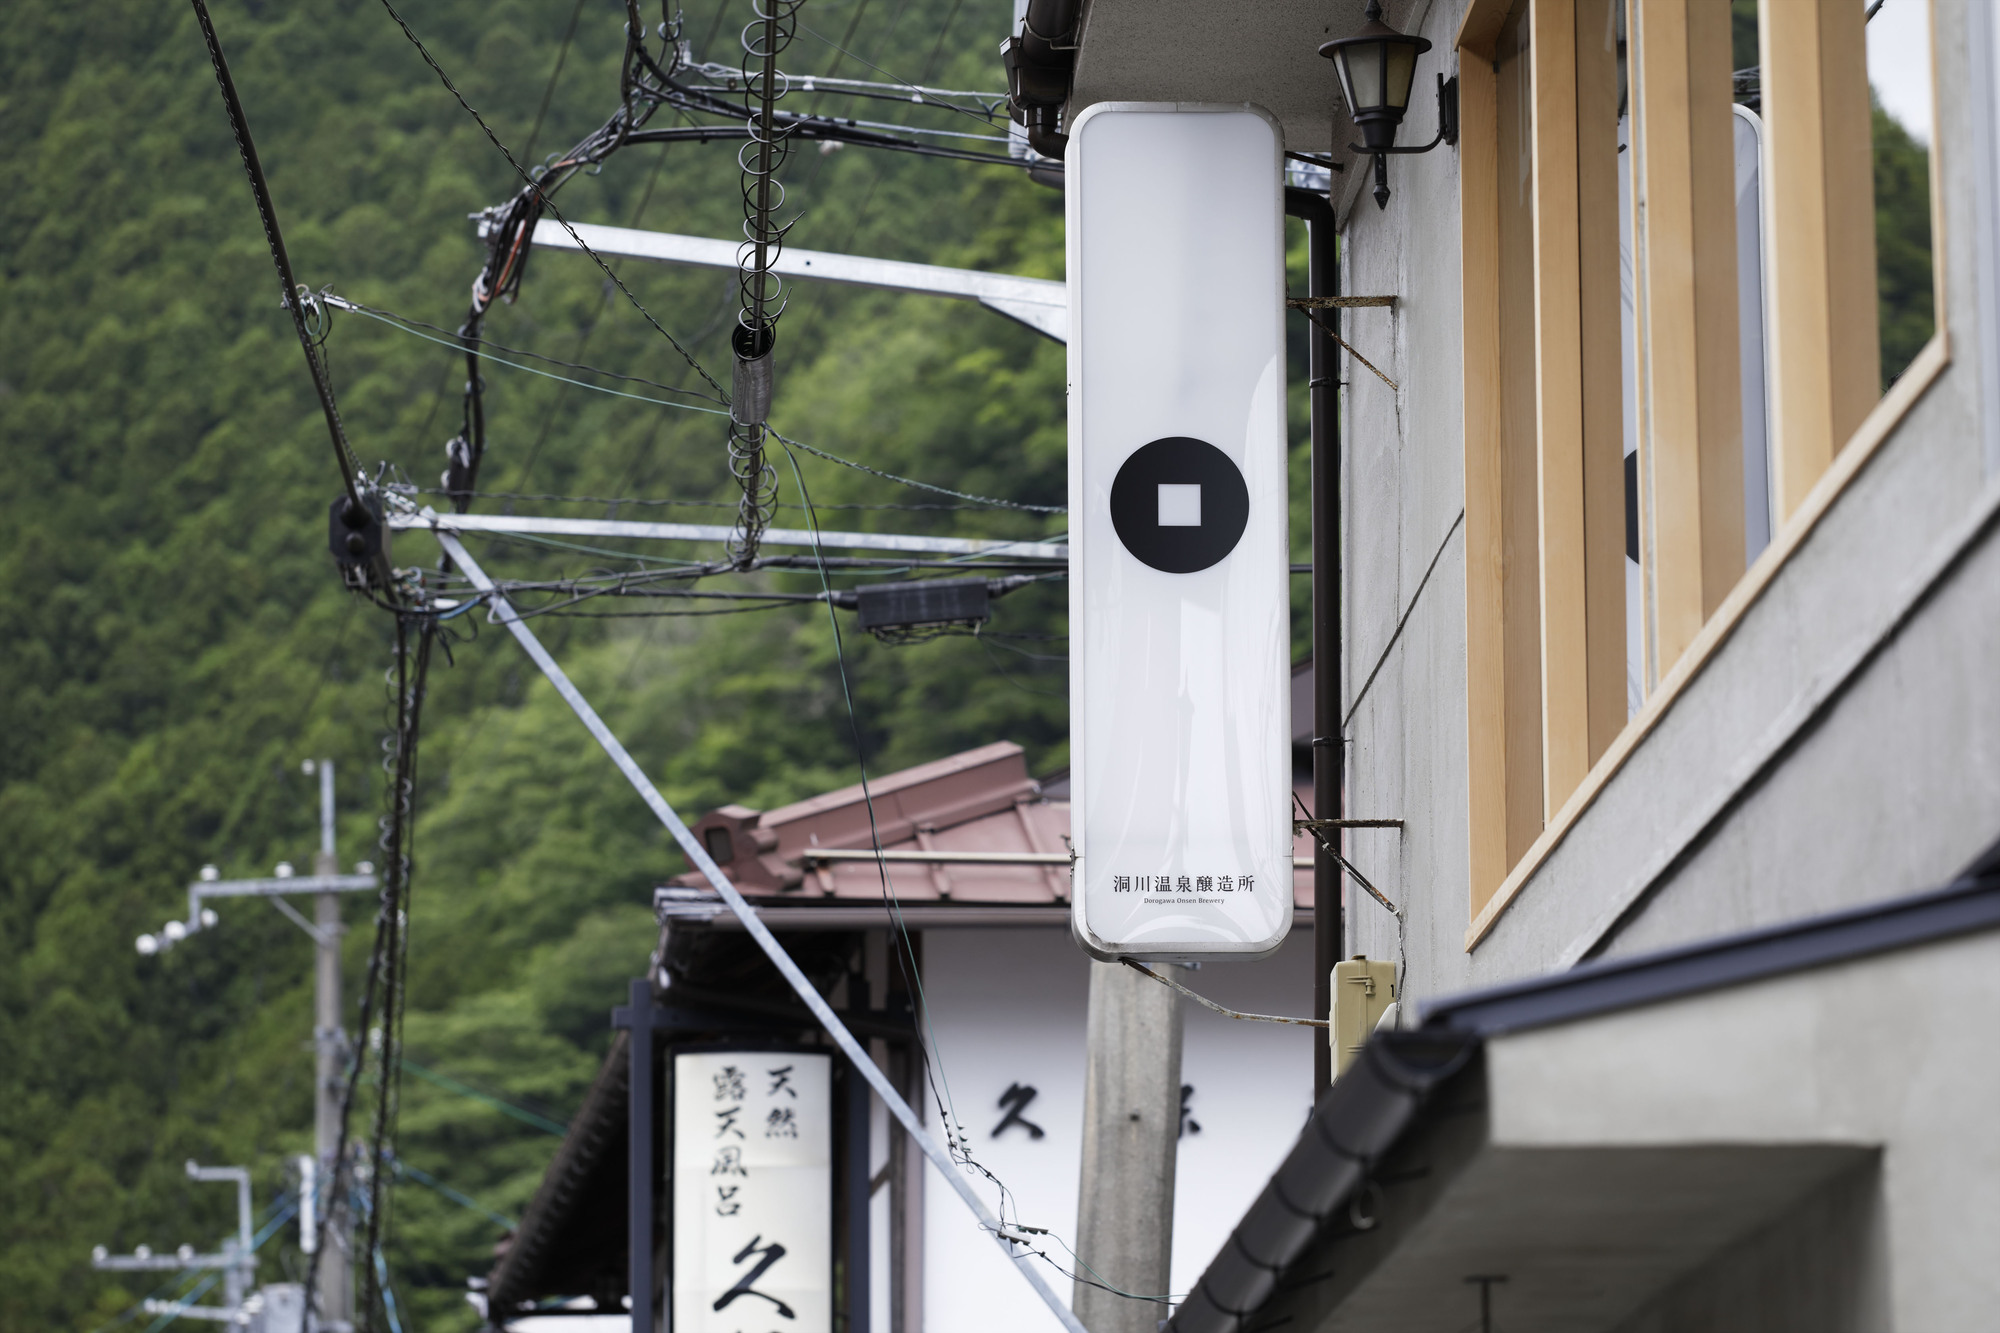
[673,738,1320,911]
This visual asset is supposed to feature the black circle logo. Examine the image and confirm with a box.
[1108,437,1250,574]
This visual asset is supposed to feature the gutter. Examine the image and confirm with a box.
[1167,834,2000,1333]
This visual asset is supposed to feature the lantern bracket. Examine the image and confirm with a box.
[1348,74,1459,156]
[1348,75,1458,208]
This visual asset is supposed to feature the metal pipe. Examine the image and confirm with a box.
[616,980,657,1333]
[393,508,1068,561]
[1286,188,1345,1100]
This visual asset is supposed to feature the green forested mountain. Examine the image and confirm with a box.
[0,2,1099,1328]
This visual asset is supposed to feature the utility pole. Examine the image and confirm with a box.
[128,758,373,1332]
[92,1160,259,1326]
[310,759,353,1333]
[1072,961,1183,1333]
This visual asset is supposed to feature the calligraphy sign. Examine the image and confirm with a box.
[672,1049,831,1333]
[1066,103,1293,960]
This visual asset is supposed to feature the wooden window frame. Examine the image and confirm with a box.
[1458,0,1951,947]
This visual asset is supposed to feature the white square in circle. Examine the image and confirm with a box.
[1068,102,1290,961]
[1158,483,1202,526]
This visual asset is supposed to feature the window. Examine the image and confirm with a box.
[1457,0,1944,931]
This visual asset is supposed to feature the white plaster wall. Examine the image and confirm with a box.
[915,929,1313,1332]
[1333,0,1476,1005]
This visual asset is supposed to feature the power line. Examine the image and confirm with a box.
[385,1152,519,1230]
[409,484,1034,514]
[774,429,1066,513]
[522,0,589,164]
[330,295,1065,516]
[187,0,363,514]
[372,0,729,402]
[396,1058,569,1136]
[326,295,727,408]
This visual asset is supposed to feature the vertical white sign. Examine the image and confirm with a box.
[1067,102,1292,960]
[673,1050,832,1333]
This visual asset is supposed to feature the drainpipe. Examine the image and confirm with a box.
[1002,0,1082,158]
[1286,186,1344,1101]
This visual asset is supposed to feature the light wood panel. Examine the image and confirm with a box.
[1575,0,1627,762]
[1495,3,1545,871]
[1761,0,1879,519]
[1459,44,1509,913]
[1631,0,1744,669]
[1529,0,1591,813]
[1466,330,1950,952]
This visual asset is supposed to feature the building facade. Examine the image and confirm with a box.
[1045,0,2000,1329]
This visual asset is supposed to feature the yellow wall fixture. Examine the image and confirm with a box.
[1332,957,1399,1076]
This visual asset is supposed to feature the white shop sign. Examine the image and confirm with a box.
[1066,102,1292,960]
[672,1049,832,1333]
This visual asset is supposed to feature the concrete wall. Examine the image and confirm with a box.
[1487,928,2000,1328]
[1333,0,2000,1014]
[1604,1162,1888,1333]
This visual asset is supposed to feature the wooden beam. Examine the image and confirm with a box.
[1761,0,1879,519]
[1632,0,1745,669]
[1496,4,1545,868]
[1576,0,1627,760]
[1457,0,1517,60]
[1530,0,1592,813]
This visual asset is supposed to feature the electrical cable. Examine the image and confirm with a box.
[409,484,1029,513]
[974,628,1065,697]
[684,62,1006,117]
[796,20,1003,128]
[325,295,728,408]
[371,1247,406,1333]
[773,428,1066,513]
[303,615,436,1333]
[396,1057,570,1136]
[331,296,1063,518]
[187,0,364,514]
[337,300,731,418]
[373,0,728,402]
[1121,960,1328,1028]
[383,1151,520,1230]
[361,615,437,1329]
[523,0,589,164]
[777,439,1070,1262]
[778,443,966,1141]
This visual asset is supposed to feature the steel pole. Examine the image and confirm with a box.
[614,980,659,1333]
[313,760,352,1330]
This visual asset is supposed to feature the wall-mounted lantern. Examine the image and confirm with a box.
[1319,0,1458,208]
